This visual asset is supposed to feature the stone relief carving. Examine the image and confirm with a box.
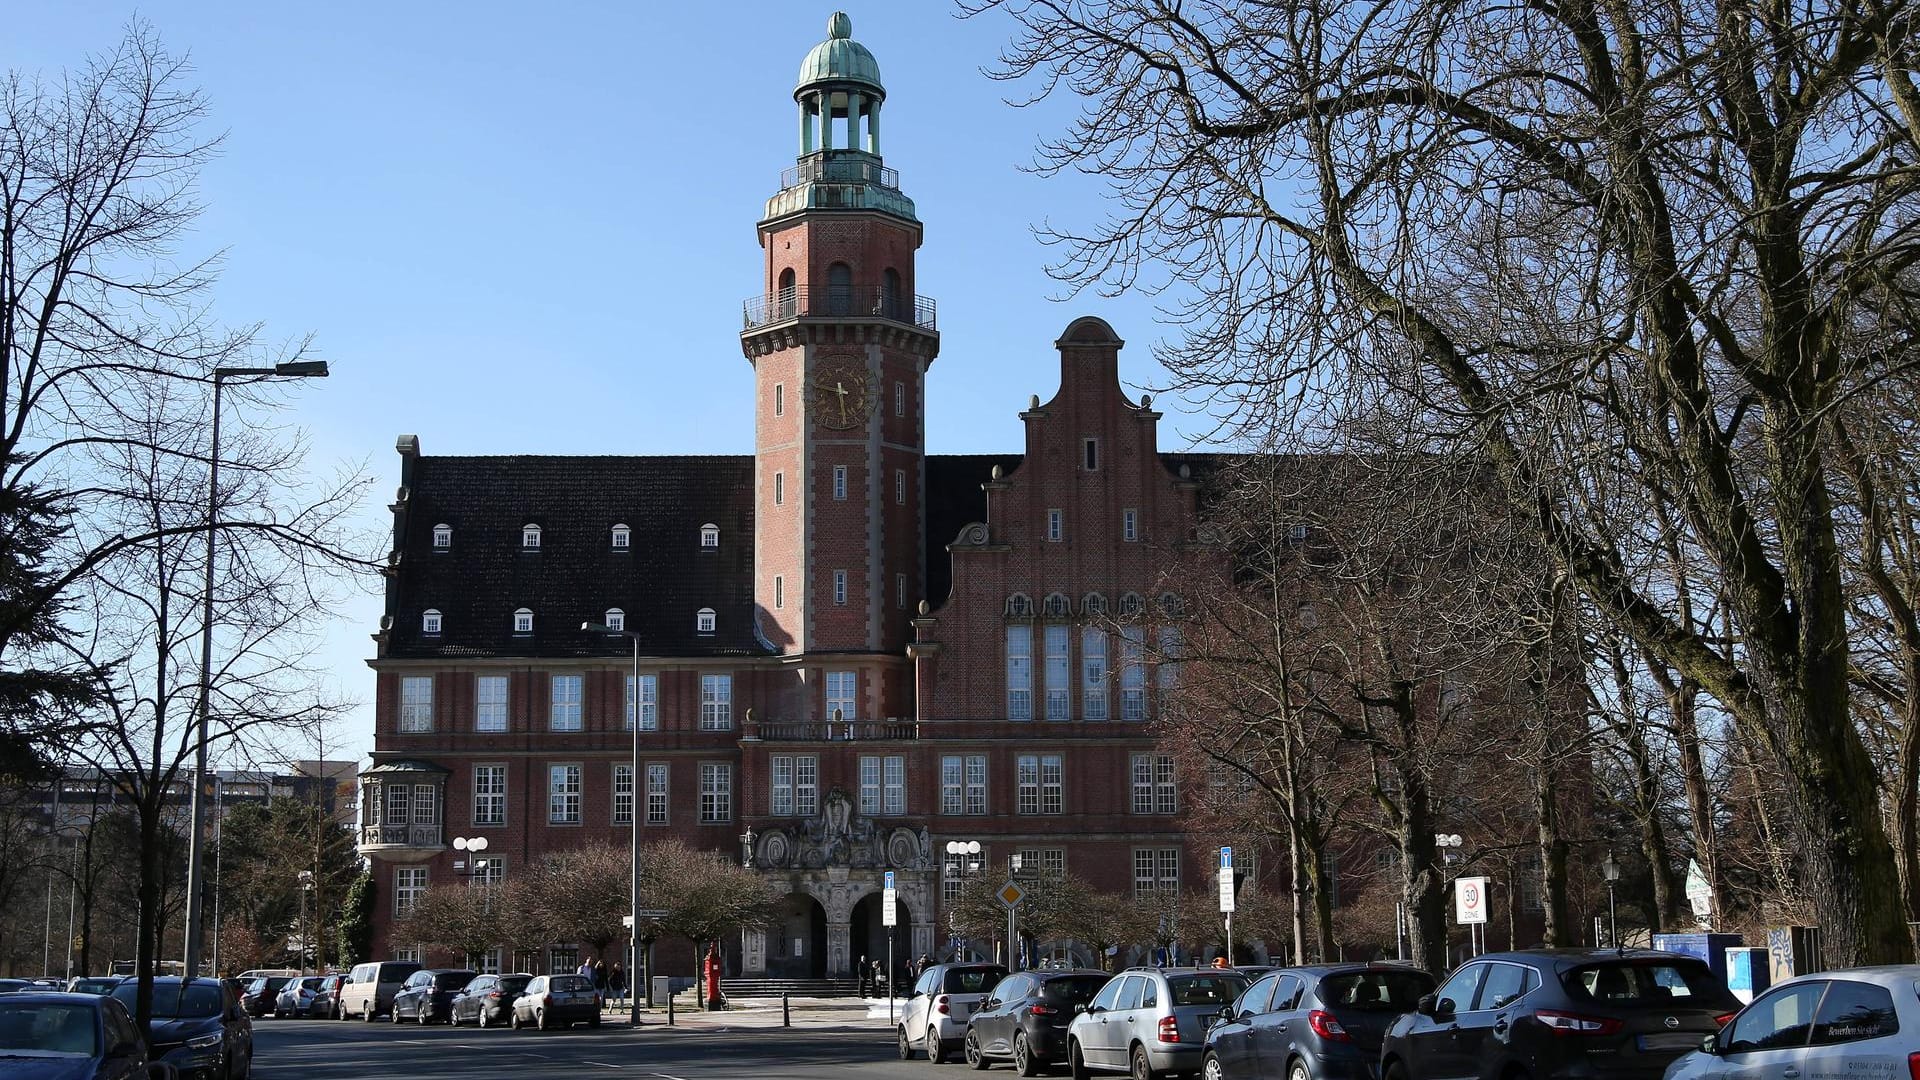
[752,787,933,870]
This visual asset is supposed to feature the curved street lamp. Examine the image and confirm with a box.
[1601,851,1622,948]
[583,620,645,1024]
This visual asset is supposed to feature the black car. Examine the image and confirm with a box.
[1381,949,1742,1080]
[236,977,288,1019]
[1205,964,1436,1080]
[0,990,167,1079]
[449,973,533,1028]
[390,969,478,1025]
[965,968,1109,1074]
[111,977,253,1080]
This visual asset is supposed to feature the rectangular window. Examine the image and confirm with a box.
[775,575,784,609]
[1120,627,1148,720]
[700,674,733,731]
[774,472,784,505]
[825,670,857,721]
[1046,509,1064,542]
[1082,629,1109,720]
[613,764,634,825]
[775,383,785,416]
[833,570,848,605]
[473,764,506,826]
[699,763,732,823]
[645,763,669,825]
[389,945,420,964]
[859,755,907,816]
[1123,508,1139,543]
[1157,626,1183,695]
[385,784,411,826]
[1083,438,1098,470]
[627,674,658,732]
[833,465,848,500]
[943,850,973,903]
[548,764,581,824]
[1131,754,1178,814]
[413,784,437,825]
[474,672,506,730]
[941,754,989,816]
[895,468,906,505]
[896,573,906,609]
[475,948,504,975]
[771,754,819,817]
[1016,754,1064,815]
[394,866,427,916]
[549,674,582,731]
[1044,624,1071,720]
[895,381,905,417]
[1006,625,1033,721]
[399,676,433,733]
[1016,848,1067,879]
[1133,848,1180,899]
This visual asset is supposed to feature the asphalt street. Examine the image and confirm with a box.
[250,1016,911,1080]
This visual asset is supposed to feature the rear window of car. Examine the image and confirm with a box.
[1168,974,1250,1007]
[1563,961,1737,1007]
[1320,970,1437,1011]
[377,963,421,983]
[500,976,532,993]
[550,976,591,992]
[944,968,1007,994]
[1040,975,1108,1005]
[433,972,475,989]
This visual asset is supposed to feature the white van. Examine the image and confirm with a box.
[339,960,423,1020]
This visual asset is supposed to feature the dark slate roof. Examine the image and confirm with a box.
[387,456,765,660]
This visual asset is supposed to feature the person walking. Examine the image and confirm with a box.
[609,961,627,1009]
[577,957,594,981]
[856,955,870,997]
[592,959,609,1002]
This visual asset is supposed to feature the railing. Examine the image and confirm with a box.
[743,286,937,331]
[780,155,900,191]
[748,718,920,742]
[358,823,443,848]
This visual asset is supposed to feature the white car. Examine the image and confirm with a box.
[1665,965,1918,1080]
[897,963,1007,1064]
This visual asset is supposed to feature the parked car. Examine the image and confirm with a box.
[450,973,534,1028]
[391,968,479,1025]
[509,974,601,1030]
[1381,949,1741,1080]
[237,975,290,1019]
[964,968,1109,1074]
[1204,963,1437,1080]
[308,973,348,1020]
[110,975,254,1080]
[899,962,1009,1063]
[0,990,164,1079]
[1067,967,1251,1079]
[338,959,422,1021]
[273,975,327,1018]
[67,976,125,995]
[1665,964,1920,1080]
[0,978,32,993]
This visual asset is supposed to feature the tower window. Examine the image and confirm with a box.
[775,575,784,609]
[605,608,625,632]
[611,523,630,549]
[700,523,720,548]
[422,609,442,635]
[833,465,848,500]
[775,383,785,416]
[882,267,902,321]
[777,267,798,318]
[1084,438,1099,471]
[1047,509,1064,542]
[895,381,905,417]
[833,570,848,606]
[897,573,907,609]
[696,608,717,634]
[828,262,853,315]
[521,524,541,549]
[432,523,451,549]
[774,472,784,505]
[895,469,905,505]
[513,608,534,634]
[1123,508,1139,542]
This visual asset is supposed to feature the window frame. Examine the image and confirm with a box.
[521,524,541,549]
[547,763,582,825]
[699,762,733,823]
[1046,508,1064,542]
[475,674,508,733]
[473,763,507,827]
[699,674,733,731]
[422,609,442,635]
[432,523,451,549]
[513,608,533,635]
[398,676,434,733]
[611,524,630,550]
[548,673,583,732]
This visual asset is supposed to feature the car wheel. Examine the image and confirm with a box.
[1384,1061,1407,1080]
[1014,1033,1039,1078]
[901,1025,918,1060]
[1202,1052,1224,1080]
[929,1025,948,1064]
[419,1004,431,1026]
[1130,1043,1161,1080]
[511,1009,523,1030]
[1290,1058,1312,1080]
[1068,1041,1090,1080]
[965,1031,989,1070]
[390,1003,401,1023]
[478,1007,491,1029]
[537,1009,551,1031]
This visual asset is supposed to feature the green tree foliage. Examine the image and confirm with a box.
[334,871,375,969]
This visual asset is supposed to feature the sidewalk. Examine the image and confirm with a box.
[602,994,903,1032]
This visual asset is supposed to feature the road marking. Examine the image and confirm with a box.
[581,1061,623,1069]
[649,1073,690,1080]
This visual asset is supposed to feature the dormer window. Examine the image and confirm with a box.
[522,524,541,549]
[1119,593,1145,618]
[605,609,625,632]
[1042,593,1073,618]
[700,523,720,549]
[432,523,451,549]
[513,608,534,634]
[1083,593,1109,617]
[1006,594,1034,618]
[611,524,631,550]
[1159,593,1186,618]
[422,609,442,635]
[696,608,716,634]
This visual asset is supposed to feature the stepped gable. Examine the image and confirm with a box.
[387,454,764,659]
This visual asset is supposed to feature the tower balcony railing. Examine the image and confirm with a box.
[743,286,937,332]
[781,155,900,191]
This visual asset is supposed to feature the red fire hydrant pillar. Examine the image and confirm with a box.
[703,943,722,1011]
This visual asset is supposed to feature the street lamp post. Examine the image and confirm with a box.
[182,360,329,982]
[943,840,982,961]
[1601,851,1622,948]
[297,870,314,976]
[583,621,644,1024]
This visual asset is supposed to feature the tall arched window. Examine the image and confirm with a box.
[881,267,902,320]
[778,267,797,318]
[828,262,853,315]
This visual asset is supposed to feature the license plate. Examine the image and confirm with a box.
[1638,1032,1703,1051]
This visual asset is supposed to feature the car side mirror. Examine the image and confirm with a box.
[1416,993,1440,1017]
[1073,1003,1087,1015]
[1700,1033,1720,1055]
[1217,1005,1234,1022]
[1089,1004,1106,1015]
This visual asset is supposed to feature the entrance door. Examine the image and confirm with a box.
[769,893,829,978]
[851,891,911,989]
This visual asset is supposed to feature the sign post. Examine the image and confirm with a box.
[883,871,897,1021]
[1455,876,1488,957]
[1218,847,1236,963]
[998,879,1026,972]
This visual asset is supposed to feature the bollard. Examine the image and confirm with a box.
[782,992,790,1028]
[667,989,676,1027]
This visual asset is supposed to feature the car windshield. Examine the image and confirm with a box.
[1320,970,1437,1011]
[1562,961,1738,1008]
[0,1000,99,1056]
[943,968,1006,994]
[1040,976,1109,1004]
[112,982,222,1018]
[1168,974,1250,1006]
[433,972,476,990]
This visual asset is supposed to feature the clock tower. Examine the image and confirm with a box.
[741,13,938,720]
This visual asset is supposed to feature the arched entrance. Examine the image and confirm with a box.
[769,892,828,978]
[851,891,912,988]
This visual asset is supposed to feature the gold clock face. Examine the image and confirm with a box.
[808,359,874,430]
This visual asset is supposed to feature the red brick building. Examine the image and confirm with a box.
[360,13,1224,977]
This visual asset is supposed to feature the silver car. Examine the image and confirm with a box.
[1665,965,1919,1080]
[1068,967,1250,1079]
[898,962,1008,1063]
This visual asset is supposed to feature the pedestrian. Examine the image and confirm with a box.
[577,957,593,980]
[609,961,626,1008]
[915,952,932,978]
[592,959,608,999]
[856,955,869,996]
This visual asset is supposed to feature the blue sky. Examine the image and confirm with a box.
[11,2,1197,765]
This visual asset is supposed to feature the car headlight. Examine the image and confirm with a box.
[185,1032,223,1049]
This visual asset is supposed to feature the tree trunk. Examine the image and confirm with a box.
[1287,830,1306,965]
[1397,766,1445,973]
[132,803,162,1028]
[1535,760,1572,946]
[1669,680,1725,922]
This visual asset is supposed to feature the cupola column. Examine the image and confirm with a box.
[800,96,815,154]
[821,94,835,150]
[849,93,864,151]
[867,100,880,153]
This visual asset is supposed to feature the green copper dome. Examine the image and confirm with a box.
[795,12,884,99]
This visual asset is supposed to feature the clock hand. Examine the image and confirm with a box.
[836,381,848,425]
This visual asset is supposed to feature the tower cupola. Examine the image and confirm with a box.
[794,13,885,156]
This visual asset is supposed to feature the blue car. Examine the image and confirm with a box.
[109,977,251,1080]
[0,990,174,1078]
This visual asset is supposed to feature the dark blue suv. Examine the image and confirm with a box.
[1203,964,1435,1080]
